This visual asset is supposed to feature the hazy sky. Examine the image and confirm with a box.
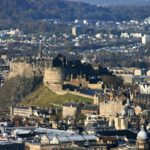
[67,0,150,6]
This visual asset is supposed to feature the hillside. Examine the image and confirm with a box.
[0,75,92,109]
[0,76,43,109]
[1,0,150,31]
[0,0,112,22]
[21,86,93,107]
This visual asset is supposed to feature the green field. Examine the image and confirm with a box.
[21,86,93,108]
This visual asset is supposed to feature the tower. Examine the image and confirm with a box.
[38,40,42,59]
[72,26,77,36]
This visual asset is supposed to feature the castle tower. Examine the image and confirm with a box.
[136,125,149,150]
[43,68,64,92]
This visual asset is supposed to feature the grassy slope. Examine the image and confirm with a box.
[21,86,93,107]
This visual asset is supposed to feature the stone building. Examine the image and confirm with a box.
[114,117,128,130]
[94,93,112,105]
[99,101,124,118]
[81,105,99,115]
[10,106,33,117]
[43,68,64,92]
[25,143,59,150]
[62,102,81,119]
[10,106,58,118]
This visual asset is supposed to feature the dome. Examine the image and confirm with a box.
[137,125,149,141]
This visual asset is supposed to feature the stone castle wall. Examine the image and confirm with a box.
[6,61,42,79]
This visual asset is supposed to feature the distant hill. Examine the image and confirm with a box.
[0,0,113,21]
[0,0,150,24]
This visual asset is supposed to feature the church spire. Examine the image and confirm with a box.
[38,40,42,59]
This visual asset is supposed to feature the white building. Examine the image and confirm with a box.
[120,32,130,38]
[95,33,102,39]
[142,34,150,45]
[139,82,150,94]
[72,26,81,36]
[134,69,142,76]
[7,28,23,37]
[130,33,142,38]
[84,114,103,126]
[83,20,88,25]
[72,26,77,36]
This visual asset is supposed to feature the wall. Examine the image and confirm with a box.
[7,61,43,79]
[69,91,93,99]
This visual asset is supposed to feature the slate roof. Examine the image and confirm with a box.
[96,130,137,140]
[82,105,99,111]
